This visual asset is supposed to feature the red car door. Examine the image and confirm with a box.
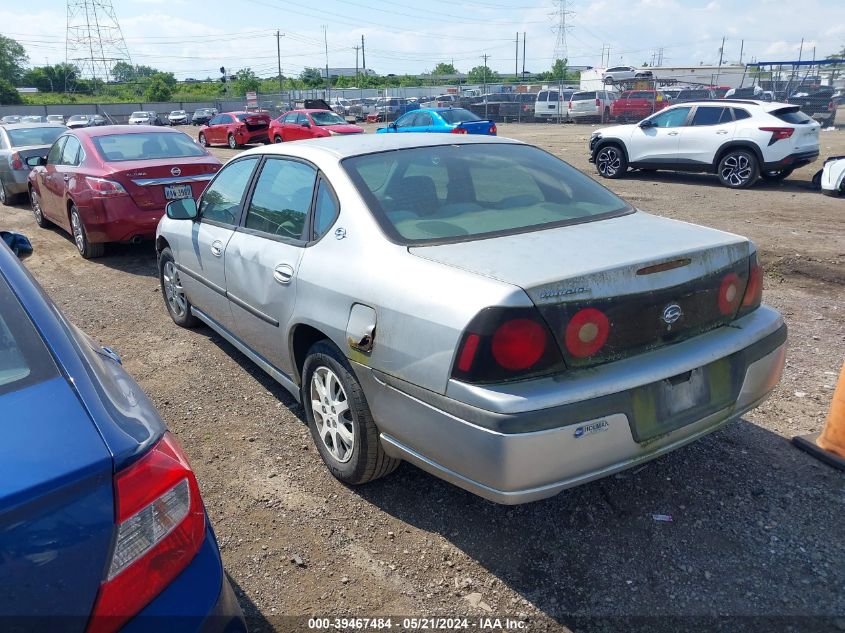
[50,135,85,231]
[39,136,69,221]
[280,113,298,141]
[298,113,316,139]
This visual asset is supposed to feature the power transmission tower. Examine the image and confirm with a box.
[65,0,131,87]
[551,0,573,63]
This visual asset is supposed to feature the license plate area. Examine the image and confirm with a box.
[164,184,192,200]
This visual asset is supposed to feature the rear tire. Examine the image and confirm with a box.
[595,143,628,179]
[198,132,207,147]
[159,247,198,327]
[302,340,400,486]
[717,149,759,189]
[274,134,283,143]
[228,133,238,149]
[70,205,104,259]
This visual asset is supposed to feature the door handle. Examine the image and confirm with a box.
[273,263,295,284]
[668,131,679,136]
[716,130,729,134]
[210,240,223,257]
[63,175,70,181]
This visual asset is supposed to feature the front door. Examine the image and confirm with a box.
[174,155,260,331]
[628,106,692,164]
[223,156,317,375]
[39,136,68,220]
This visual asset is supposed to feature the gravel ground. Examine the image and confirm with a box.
[2,121,844,633]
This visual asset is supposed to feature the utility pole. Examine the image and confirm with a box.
[481,54,489,118]
[361,35,366,78]
[323,25,330,100]
[515,32,519,82]
[522,32,526,82]
[739,39,744,65]
[716,36,725,82]
[276,31,284,95]
[353,44,360,86]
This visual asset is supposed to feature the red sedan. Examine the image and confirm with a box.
[198,111,270,148]
[27,126,221,258]
[269,109,364,143]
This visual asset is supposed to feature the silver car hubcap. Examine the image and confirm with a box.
[162,260,187,317]
[71,212,85,252]
[31,192,42,221]
[597,147,620,176]
[229,136,236,148]
[721,154,752,186]
[310,366,353,463]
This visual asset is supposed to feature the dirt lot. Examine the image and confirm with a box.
[2,122,844,632]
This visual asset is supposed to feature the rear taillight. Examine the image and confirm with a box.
[596,98,601,107]
[568,101,573,110]
[828,101,835,112]
[489,124,497,135]
[450,127,467,134]
[739,254,763,315]
[759,127,794,145]
[85,177,128,197]
[564,307,610,358]
[87,433,205,633]
[717,272,742,316]
[9,152,24,170]
[452,307,564,383]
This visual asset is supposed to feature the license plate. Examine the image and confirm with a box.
[164,184,192,200]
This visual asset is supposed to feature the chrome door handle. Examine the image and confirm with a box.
[63,175,70,181]
[716,130,729,134]
[668,131,679,136]
[210,240,223,257]
[273,263,295,284]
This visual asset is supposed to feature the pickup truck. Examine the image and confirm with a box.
[610,90,668,122]
[788,87,839,128]
[467,93,536,122]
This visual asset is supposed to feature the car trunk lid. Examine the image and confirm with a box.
[455,120,496,134]
[238,113,270,132]
[410,212,753,368]
[108,157,221,209]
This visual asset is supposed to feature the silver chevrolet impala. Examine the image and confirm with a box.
[155,134,786,504]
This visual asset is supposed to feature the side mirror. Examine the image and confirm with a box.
[639,119,656,128]
[26,155,46,168]
[166,198,198,220]
[1,231,34,260]
[302,121,311,128]
[389,122,397,130]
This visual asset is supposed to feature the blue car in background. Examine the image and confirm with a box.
[377,107,497,135]
[0,234,245,633]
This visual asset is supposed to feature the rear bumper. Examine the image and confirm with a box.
[570,108,601,120]
[123,520,245,633]
[358,306,786,504]
[763,149,819,171]
[83,199,165,243]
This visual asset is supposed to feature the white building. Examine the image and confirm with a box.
[580,65,749,91]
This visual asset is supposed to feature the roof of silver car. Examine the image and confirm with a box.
[240,132,522,160]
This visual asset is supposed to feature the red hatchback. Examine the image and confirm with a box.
[269,109,364,143]
[198,111,271,148]
[27,126,221,258]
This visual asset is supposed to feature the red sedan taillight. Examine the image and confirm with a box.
[489,124,497,135]
[85,177,128,197]
[450,127,467,134]
[87,433,206,633]
[759,127,794,145]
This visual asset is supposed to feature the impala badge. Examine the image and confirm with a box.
[661,303,682,325]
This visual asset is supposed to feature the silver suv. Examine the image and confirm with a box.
[568,90,617,123]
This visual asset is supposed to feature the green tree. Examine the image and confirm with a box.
[0,78,22,104]
[299,67,323,87]
[232,68,260,96]
[550,58,568,80]
[0,35,28,85]
[432,62,458,75]
[144,77,173,102]
[111,62,161,83]
[467,65,498,83]
[23,63,80,92]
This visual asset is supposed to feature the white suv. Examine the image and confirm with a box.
[589,100,821,188]
[602,66,653,84]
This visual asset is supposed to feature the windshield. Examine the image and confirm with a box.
[92,131,207,161]
[170,111,185,115]
[343,143,630,245]
[310,111,346,125]
[7,127,66,147]
[438,109,480,124]
[68,115,88,121]
[130,112,148,118]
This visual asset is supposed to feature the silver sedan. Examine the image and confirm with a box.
[0,123,66,205]
[155,134,786,504]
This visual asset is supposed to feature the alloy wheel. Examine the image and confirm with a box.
[597,147,621,177]
[228,134,237,149]
[0,182,6,205]
[31,191,43,222]
[309,366,354,463]
[71,210,85,253]
[198,133,207,146]
[721,153,753,187]
[162,260,187,318]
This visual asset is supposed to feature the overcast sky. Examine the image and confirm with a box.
[3,0,844,80]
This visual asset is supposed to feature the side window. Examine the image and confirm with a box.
[198,156,258,226]
[222,115,235,124]
[649,106,691,128]
[732,108,751,121]
[283,113,298,124]
[691,106,727,126]
[312,179,340,240]
[537,91,548,102]
[208,116,221,125]
[60,136,82,166]
[296,114,309,126]
[47,137,66,165]
[244,159,317,240]
[549,91,559,101]
[417,112,433,126]
[719,108,734,124]
[395,113,416,129]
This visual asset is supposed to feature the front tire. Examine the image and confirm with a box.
[198,132,207,147]
[70,205,104,259]
[595,143,628,179]
[717,149,759,189]
[302,340,400,485]
[30,188,51,227]
[159,247,198,327]
[274,134,283,143]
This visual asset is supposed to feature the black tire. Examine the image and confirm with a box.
[198,132,207,147]
[274,134,283,143]
[717,149,759,189]
[227,133,238,149]
[302,340,400,485]
[760,168,794,182]
[811,169,823,190]
[70,205,104,259]
[158,247,198,327]
[595,143,628,179]
[30,187,51,227]
[0,179,10,205]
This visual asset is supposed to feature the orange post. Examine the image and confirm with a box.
[793,361,845,470]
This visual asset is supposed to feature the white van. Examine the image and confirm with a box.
[534,88,576,121]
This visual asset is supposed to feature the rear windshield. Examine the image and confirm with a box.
[0,275,57,396]
[7,127,66,147]
[772,107,813,124]
[571,92,597,101]
[310,111,346,125]
[67,115,88,121]
[93,132,206,161]
[343,143,630,245]
[439,109,480,124]
[677,90,711,99]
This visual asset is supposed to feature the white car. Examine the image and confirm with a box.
[128,111,159,125]
[589,100,821,188]
[819,155,845,196]
[602,66,653,84]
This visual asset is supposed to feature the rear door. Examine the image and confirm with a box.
[0,274,114,631]
[676,106,736,165]
[174,155,259,331]
[629,106,692,164]
[223,157,317,374]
